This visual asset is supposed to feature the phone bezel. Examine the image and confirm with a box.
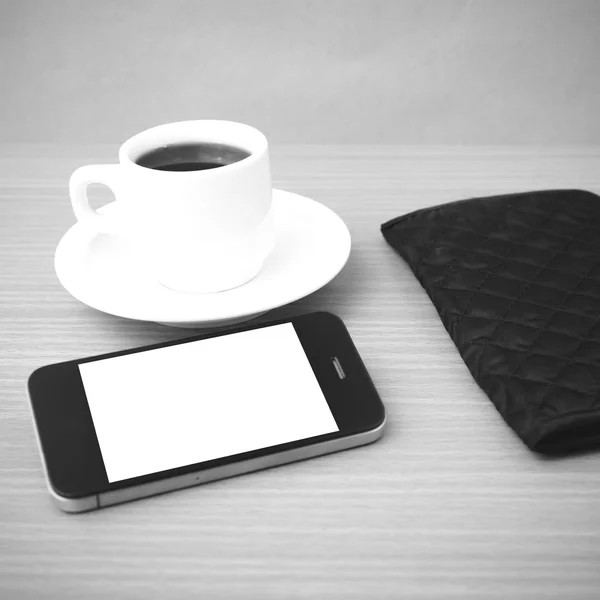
[28,312,385,499]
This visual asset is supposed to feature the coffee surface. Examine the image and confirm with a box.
[136,142,251,172]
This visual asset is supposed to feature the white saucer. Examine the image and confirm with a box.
[55,189,351,328]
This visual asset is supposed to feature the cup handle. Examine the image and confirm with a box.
[69,164,121,234]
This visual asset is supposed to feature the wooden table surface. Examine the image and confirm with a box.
[2,145,600,599]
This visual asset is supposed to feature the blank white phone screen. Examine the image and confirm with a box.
[79,323,339,483]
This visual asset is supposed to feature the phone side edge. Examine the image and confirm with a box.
[98,415,386,510]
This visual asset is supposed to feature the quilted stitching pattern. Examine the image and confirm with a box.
[382,189,600,453]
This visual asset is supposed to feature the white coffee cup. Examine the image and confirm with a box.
[69,120,276,293]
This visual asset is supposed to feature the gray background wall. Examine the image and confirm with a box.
[1,0,599,145]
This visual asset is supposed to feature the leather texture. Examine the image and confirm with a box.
[381,189,600,453]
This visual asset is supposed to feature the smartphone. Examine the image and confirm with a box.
[28,312,385,513]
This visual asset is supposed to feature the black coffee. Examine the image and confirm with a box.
[135,142,251,172]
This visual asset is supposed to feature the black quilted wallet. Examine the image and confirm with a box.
[382,189,600,454]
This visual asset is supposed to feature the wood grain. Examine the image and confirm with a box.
[2,145,600,599]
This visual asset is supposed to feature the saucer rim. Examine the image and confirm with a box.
[55,189,351,325]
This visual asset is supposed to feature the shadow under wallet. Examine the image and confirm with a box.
[382,189,600,454]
